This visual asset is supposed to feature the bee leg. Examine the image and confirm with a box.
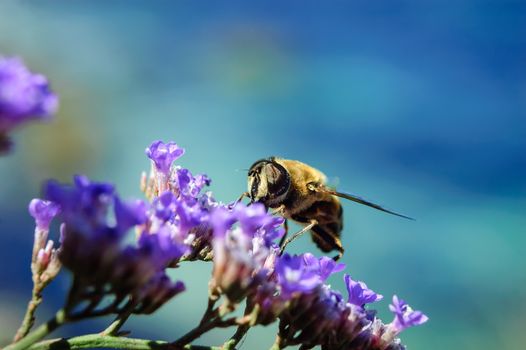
[332,250,343,261]
[271,204,285,215]
[230,192,249,208]
[280,219,318,254]
[278,219,289,247]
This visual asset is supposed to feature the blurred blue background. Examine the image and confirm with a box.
[0,0,525,349]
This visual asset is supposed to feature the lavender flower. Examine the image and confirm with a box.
[302,253,345,282]
[370,295,429,347]
[141,141,221,266]
[277,284,372,350]
[146,140,185,175]
[275,253,321,297]
[145,190,212,263]
[0,56,58,153]
[245,253,337,327]
[150,191,208,236]
[133,274,185,314]
[115,197,148,233]
[136,229,188,269]
[344,274,383,307]
[28,199,61,281]
[28,199,61,231]
[43,175,184,316]
[209,203,282,302]
[174,167,211,199]
[268,258,417,349]
[388,295,428,332]
[141,141,216,262]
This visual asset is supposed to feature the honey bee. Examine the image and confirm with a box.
[245,157,413,260]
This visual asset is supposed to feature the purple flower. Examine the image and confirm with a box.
[276,283,372,349]
[275,253,321,297]
[302,253,345,282]
[137,230,188,269]
[43,175,146,273]
[344,274,383,307]
[43,175,185,317]
[389,295,428,332]
[210,206,237,238]
[146,189,215,262]
[115,198,148,233]
[174,167,211,199]
[174,199,209,235]
[45,175,117,236]
[209,203,283,302]
[133,274,185,314]
[210,228,265,302]
[151,191,208,237]
[152,191,178,222]
[234,203,275,235]
[0,56,58,132]
[210,203,284,245]
[145,140,184,175]
[28,199,60,230]
[45,175,115,211]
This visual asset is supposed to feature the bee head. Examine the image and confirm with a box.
[247,157,291,207]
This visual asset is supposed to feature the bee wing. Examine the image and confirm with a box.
[312,184,414,220]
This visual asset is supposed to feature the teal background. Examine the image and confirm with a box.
[0,1,525,349]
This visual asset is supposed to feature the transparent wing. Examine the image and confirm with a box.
[315,184,415,220]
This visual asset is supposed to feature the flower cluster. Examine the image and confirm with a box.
[209,203,284,302]
[28,199,61,285]
[20,139,427,349]
[203,194,428,349]
[24,140,221,318]
[42,175,184,316]
[142,140,217,261]
[0,56,58,153]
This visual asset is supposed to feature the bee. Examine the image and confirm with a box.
[245,157,413,260]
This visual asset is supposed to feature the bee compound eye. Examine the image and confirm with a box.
[264,163,290,198]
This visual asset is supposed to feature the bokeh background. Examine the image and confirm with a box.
[1,1,525,349]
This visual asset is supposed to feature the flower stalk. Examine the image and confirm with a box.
[25,335,220,350]
[269,335,286,350]
[5,309,68,350]
[12,284,45,342]
[173,300,249,347]
[13,200,62,342]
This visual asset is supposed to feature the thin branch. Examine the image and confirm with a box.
[172,316,238,347]
[198,297,217,325]
[100,300,137,336]
[12,284,44,342]
[4,309,67,350]
[222,324,249,350]
[24,334,221,350]
[269,335,286,350]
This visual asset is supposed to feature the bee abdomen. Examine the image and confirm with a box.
[291,199,342,226]
[311,224,344,255]
[291,199,344,257]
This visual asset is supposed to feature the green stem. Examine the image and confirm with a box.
[222,324,250,350]
[5,309,67,350]
[100,302,136,336]
[173,317,225,347]
[269,335,286,350]
[198,298,217,325]
[24,335,220,350]
[12,284,43,342]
